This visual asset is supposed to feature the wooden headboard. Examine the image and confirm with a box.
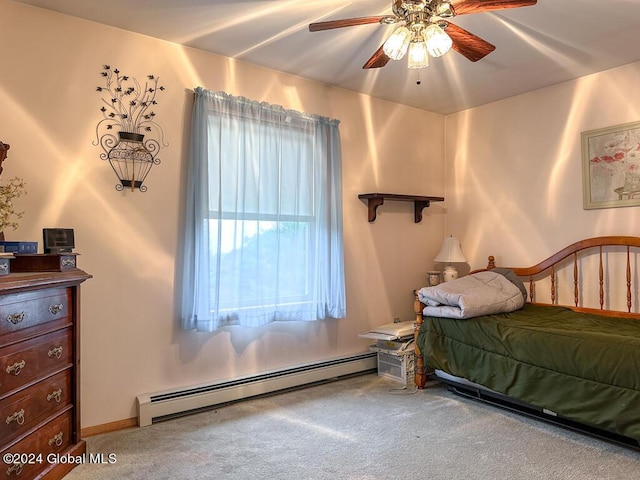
[486,236,640,316]
[413,236,640,389]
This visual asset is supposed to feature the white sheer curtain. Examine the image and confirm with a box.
[181,87,345,331]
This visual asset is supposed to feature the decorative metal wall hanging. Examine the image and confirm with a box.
[94,65,167,192]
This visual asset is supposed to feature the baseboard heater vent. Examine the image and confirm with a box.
[136,352,377,427]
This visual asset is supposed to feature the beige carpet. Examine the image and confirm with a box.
[65,374,640,479]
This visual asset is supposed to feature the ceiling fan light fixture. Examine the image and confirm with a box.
[407,40,429,69]
[424,23,452,58]
[383,26,411,60]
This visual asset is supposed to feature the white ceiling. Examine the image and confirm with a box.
[14,0,640,115]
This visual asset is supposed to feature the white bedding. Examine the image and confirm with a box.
[417,270,525,319]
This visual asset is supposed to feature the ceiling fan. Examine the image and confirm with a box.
[309,0,537,69]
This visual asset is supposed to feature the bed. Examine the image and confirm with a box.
[413,236,640,448]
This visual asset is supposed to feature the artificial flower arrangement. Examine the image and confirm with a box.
[95,64,165,136]
[0,142,26,233]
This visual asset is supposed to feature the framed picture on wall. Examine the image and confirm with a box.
[582,120,640,209]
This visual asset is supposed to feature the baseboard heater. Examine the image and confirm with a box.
[136,352,377,427]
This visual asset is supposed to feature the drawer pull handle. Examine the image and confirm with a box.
[47,389,63,403]
[5,360,26,376]
[49,304,64,315]
[5,409,25,426]
[6,312,25,325]
[6,461,25,477]
[48,431,64,447]
[48,346,63,359]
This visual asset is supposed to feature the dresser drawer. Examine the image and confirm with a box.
[0,329,72,397]
[1,410,72,478]
[1,370,72,446]
[0,288,70,339]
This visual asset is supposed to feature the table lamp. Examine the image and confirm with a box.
[434,236,467,282]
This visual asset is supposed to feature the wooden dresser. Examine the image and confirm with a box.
[0,270,91,479]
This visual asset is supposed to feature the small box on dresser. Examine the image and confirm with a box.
[10,254,79,273]
[0,269,91,479]
[0,242,38,254]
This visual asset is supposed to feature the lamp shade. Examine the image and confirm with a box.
[424,24,453,58]
[407,40,429,69]
[434,236,467,263]
[383,26,411,60]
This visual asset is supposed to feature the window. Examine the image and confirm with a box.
[181,88,345,331]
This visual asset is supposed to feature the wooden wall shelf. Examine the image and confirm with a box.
[358,193,444,223]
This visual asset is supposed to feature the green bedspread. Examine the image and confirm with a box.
[417,303,640,440]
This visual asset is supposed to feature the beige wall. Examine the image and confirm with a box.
[445,61,640,269]
[0,0,445,427]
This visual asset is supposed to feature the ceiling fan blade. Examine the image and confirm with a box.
[362,45,390,69]
[309,16,388,32]
[452,0,537,16]
[444,22,496,62]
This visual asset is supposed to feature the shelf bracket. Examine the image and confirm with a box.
[413,200,431,223]
[365,197,385,223]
